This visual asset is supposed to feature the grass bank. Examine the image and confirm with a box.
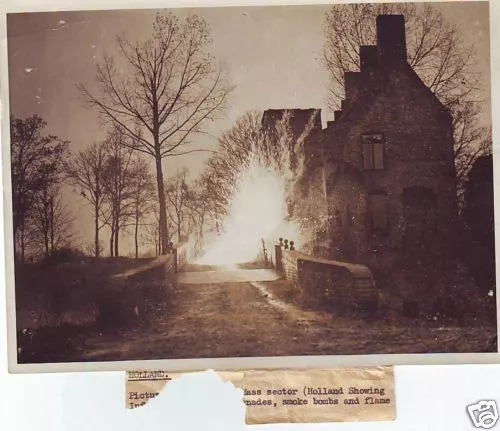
[15,256,174,363]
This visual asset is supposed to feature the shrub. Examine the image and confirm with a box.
[42,247,85,265]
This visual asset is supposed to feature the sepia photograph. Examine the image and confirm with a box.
[4,0,497,371]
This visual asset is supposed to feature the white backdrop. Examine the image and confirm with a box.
[1,0,500,429]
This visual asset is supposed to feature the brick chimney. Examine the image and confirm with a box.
[360,45,378,72]
[376,15,407,63]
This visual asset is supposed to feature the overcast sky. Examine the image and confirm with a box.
[6,2,491,253]
[7,6,334,177]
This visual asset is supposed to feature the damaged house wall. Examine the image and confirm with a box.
[267,15,461,313]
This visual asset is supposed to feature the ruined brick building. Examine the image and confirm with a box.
[263,15,459,310]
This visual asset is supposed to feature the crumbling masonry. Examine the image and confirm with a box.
[264,15,459,313]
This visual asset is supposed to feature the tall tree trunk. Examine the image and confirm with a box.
[134,203,139,259]
[44,209,50,257]
[94,200,100,257]
[114,209,120,257]
[109,217,115,257]
[154,153,169,254]
[114,225,119,257]
[198,214,205,255]
[115,178,120,257]
[158,219,161,255]
[49,200,54,253]
[109,206,116,257]
[177,214,182,243]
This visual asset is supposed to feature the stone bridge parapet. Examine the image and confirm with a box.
[274,239,378,311]
[102,238,192,327]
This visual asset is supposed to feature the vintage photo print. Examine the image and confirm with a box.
[2,0,497,372]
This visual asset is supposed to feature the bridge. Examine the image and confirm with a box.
[174,238,378,310]
[177,264,280,285]
[108,237,379,319]
[92,242,382,361]
[70,238,497,362]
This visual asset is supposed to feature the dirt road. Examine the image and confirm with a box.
[78,266,496,361]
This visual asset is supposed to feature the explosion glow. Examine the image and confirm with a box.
[197,160,302,265]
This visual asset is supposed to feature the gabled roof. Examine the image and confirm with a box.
[329,14,452,139]
[338,61,452,126]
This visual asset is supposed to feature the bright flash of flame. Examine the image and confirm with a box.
[197,160,301,265]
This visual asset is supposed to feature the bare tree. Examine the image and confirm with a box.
[31,185,74,256]
[141,204,162,257]
[322,3,489,185]
[66,142,106,257]
[200,111,263,223]
[198,172,224,236]
[15,216,36,263]
[185,181,210,256]
[129,157,156,258]
[140,201,174,257]
[79,12,232,255]
[84,240,104,258]
[101,127,137,257]
[200,110,318,239]
[165,168,193,243]
[10,115,68,259]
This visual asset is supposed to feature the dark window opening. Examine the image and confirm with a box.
[362,134,384,170]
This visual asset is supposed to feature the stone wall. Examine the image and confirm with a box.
[275,244,378,310]
[103,245,190,328]
[100,255,176,329]
[281,247,299,284]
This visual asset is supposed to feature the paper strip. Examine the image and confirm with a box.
[126,367,395,424]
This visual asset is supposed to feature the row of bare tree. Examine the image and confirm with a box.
[12,5,492,262]
[77,12,232,255]
[11,114,215,261]
[11,115,71,262]
[65,126,157,258]
[12,11,233,262]
[65,125,213,259]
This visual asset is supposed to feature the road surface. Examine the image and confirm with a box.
[176,268,280,284]
[77,265,496,361]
